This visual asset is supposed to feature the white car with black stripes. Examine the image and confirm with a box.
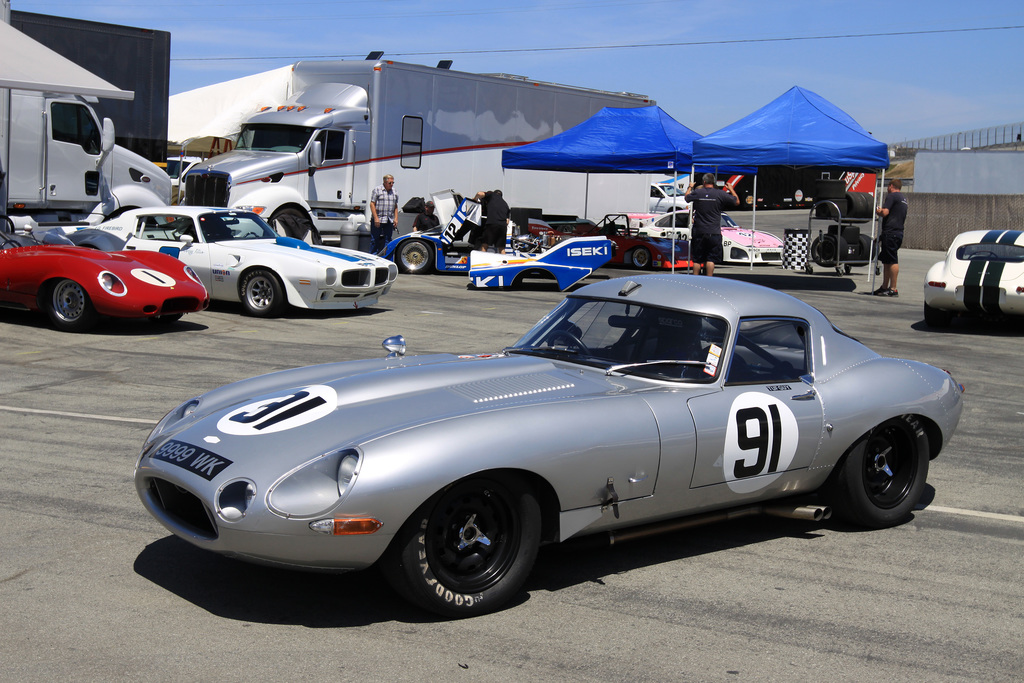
[924,229,1024,327]
[81,208,398,316]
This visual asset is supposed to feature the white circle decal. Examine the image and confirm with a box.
[723,392,799,493]
[217,385,338,436]
[131,268,177,287]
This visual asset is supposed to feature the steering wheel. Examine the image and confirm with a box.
[547,329,591,355]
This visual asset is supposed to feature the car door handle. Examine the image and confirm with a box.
[791,388,816,401]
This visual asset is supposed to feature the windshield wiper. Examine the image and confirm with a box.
[605,360,706,376]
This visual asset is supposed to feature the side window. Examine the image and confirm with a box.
[400,116,423,169]
[324,131,346,160]
[50,102,101,154]
[727,318,809,385]
[137,215,195,241]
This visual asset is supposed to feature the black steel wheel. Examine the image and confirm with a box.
[829,416,929,528]
[381,474,541,617]
[239,268,287,317]
[396,239,434,274]
[45,279,99,332]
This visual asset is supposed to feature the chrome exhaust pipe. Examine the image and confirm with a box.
[763,504,832,521]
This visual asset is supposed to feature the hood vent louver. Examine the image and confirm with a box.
[449,374,575,404]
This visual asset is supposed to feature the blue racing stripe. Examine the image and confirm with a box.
[275,236,365,262]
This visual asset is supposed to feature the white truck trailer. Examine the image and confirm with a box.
[179,58,655,244]
[6,90,170,231]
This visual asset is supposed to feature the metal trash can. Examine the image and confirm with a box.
[782,228,810,271]
[339,222,360,250]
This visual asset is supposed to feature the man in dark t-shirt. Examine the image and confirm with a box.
[874,179,908,297]
[684,173,739,276]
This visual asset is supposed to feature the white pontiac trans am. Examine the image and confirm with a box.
[83,208,398,316]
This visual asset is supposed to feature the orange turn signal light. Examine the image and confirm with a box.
[330,518,382,535]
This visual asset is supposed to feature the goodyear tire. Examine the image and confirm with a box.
[381,474,541,618]
[396,239,434,274]
[924,303,953,328]
[239,268,287,317]
[828,416,929,528]
[45,278,99,332]
[629,246,652,270]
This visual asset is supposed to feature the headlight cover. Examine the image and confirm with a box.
[138,397,202,464]
[98,271,127,296]
[267,449,360,518]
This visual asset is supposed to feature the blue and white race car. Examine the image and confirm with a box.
[924,229,1024,327]
[81,208,398,316]
[385,192,612,290]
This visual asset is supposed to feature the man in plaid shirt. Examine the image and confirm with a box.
[369,174,398,253]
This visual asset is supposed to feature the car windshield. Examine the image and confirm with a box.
[199,213,278,242]
[236,124,317,153]
[956,242,1024,263]
[661,185,687,197]
[508,297,728,382]
[721,214,739,228]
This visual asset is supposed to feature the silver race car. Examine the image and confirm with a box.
[135,275,963,617]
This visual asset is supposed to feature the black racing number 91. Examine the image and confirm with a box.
[734,404,783,479]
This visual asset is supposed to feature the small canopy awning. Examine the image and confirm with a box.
[0,21,133,99]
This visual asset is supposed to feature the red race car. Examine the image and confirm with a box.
[528,213,691,270]
[1,229,209,332]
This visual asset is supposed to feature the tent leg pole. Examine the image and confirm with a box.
[869,169,886,291]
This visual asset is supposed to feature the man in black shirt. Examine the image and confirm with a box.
[874,179,908,297]
[684,173,739,276]
[482,189,510,253]
[412,200,440,232]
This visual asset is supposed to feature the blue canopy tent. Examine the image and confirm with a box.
[502,105,706,271]
[502,105,700,175]
[692,86,890,276]
[692,86,889,168]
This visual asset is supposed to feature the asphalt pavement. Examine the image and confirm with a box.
[1,211,1021,681]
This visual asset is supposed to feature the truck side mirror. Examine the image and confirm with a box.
[101,118,116,156]
[308,140,323,176]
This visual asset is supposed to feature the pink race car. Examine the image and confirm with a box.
[636,212,783,265]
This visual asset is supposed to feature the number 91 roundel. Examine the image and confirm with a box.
[723,392,799,493]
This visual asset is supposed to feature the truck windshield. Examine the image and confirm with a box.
[236,124,316,153]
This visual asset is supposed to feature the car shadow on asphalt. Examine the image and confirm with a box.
[0,310,209,335]
[715,271,858,294]
[135,488,936,625]
[134,536,437,626]
[204,299,392,321]
[910,317,1024,336]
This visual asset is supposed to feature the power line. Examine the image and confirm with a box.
[173,24,1024,62]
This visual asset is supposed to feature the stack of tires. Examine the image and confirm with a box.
[813,180,874,220]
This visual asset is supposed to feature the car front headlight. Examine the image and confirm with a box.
[183,265,203,285]
[98,271,127,296]
[267,448,361,518]
[139,397,202,463]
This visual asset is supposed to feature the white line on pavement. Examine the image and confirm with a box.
[0,405,158,425]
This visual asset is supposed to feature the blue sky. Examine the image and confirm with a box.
[21,0,1024,143]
